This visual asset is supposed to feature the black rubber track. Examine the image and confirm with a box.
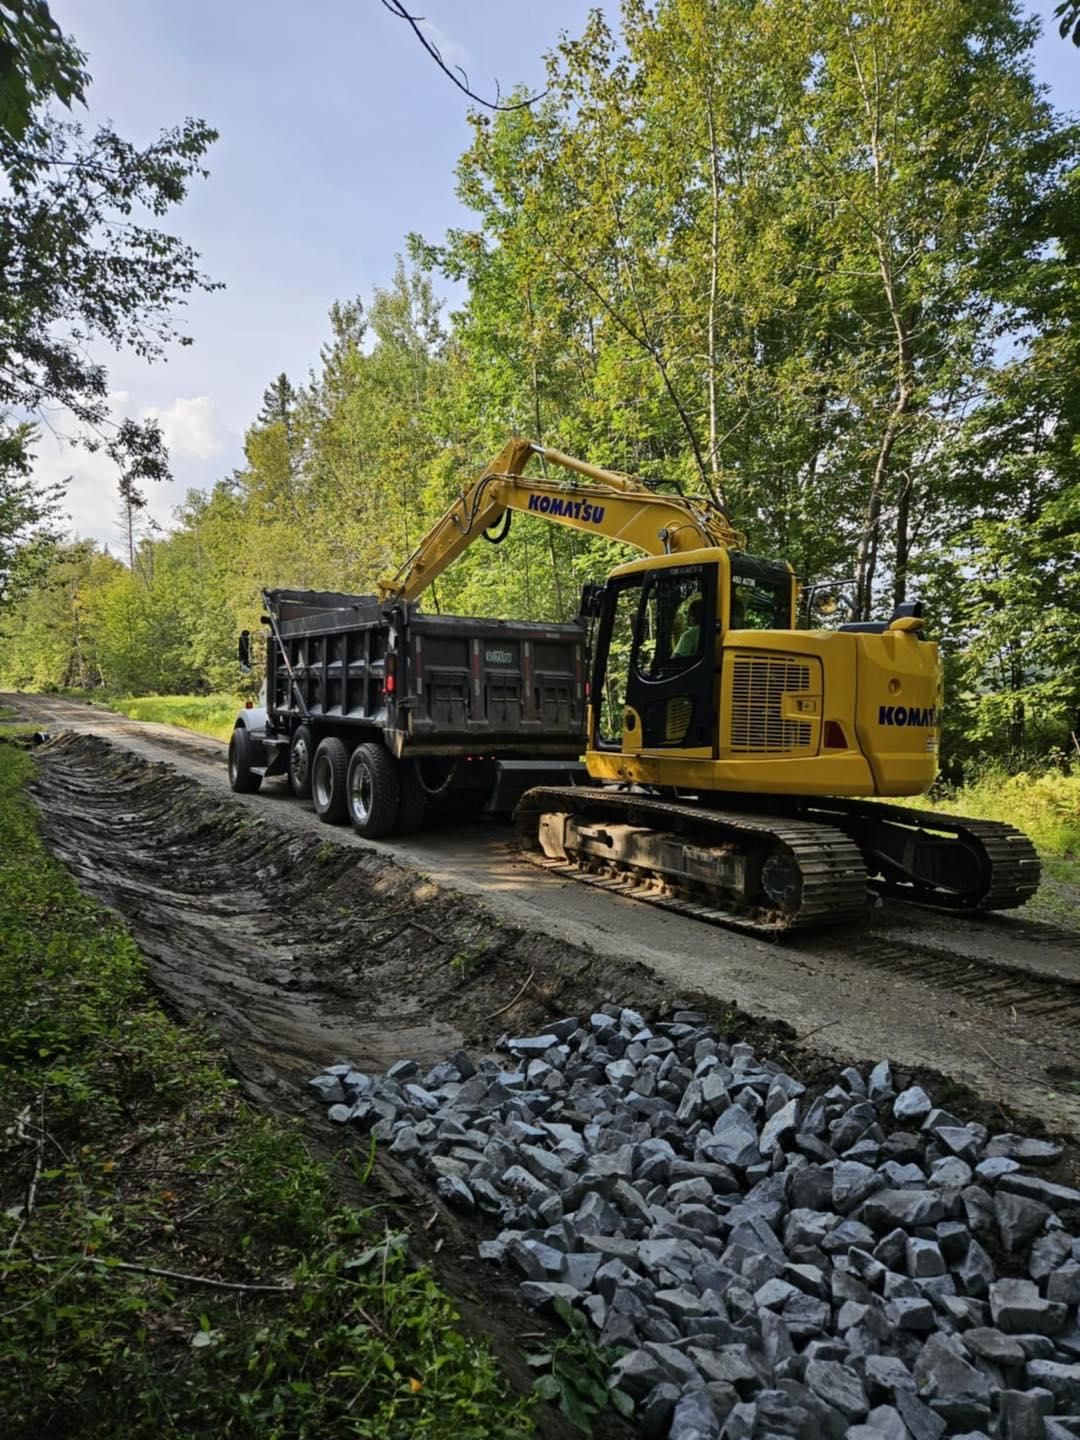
[808,797,1042,913]
[516,786,868,935]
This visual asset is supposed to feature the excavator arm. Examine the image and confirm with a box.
[377,438,743,604]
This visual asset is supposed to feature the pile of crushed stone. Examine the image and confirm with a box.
[311,1004,1080,1439]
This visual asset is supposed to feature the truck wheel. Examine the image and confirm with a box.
[289,724,314,799]
[312,737,349,824]
[395,760,427,834]
[228,727,262,793]
[346,742,399,838]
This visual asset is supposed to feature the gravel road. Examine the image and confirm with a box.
[7,691,1080,1140]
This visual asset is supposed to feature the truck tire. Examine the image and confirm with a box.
[346,742,399,838]
[312,737,350,824]
[395,760,427,834]
[289,724,314,799]
[228,727,262,793]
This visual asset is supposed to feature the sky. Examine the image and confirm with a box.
[34,0,1080,554]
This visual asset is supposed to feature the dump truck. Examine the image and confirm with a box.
[228,587,586,829]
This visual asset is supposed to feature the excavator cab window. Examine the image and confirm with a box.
[627,563,716,749]
[596,576,644,745]
[637,578,705,676]
[729,556,793,630]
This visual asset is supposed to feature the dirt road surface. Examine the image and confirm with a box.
[6,692,1080,1144]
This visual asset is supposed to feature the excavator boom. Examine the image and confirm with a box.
[377,438,743,604]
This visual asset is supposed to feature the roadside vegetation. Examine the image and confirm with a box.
[101,692,241,743]
[0,734,533,1440]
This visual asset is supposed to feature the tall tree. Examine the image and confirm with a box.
[0,0,218,596]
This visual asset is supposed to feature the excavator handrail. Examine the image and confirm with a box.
[377,438,745,603]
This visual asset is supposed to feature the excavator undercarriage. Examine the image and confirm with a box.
[515,787,1040,936]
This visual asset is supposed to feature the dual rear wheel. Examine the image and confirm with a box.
[307,736,425,839]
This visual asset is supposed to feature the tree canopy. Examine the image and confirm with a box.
[3,0,1078,768]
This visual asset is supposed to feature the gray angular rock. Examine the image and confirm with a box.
[804,1358,869,1421]
[609,1347,668,1400]
[701,1114,762,1171]
[639,1382,681,1440]
[386,1058,419,1081]
[998,1171,1080,1213]
[310,1074,346,1105]
[894,1086,933,1122]
[846,1405,908,1440]
[996,1189,1053,1254]
[519,1280,583,1312]
[759,1097,798,1155]
[984,1133,1062,1165]
[643,1340,704,1389]
[833,1161,883,1214]
[956,1239,995,1298]
[895,1388,948,1440]
[864,1354,916,1400]
[862,1188,946,1231]
[687,1344,758,1391]
[998,1388,1055,1440]
[990,1277,1068,1336]
[886,1296,936,1331]
[1030,1230,1075,1280]
[960,1326,1026,1365]
[782,1291,831,1338]
[913,1332,991,1411]
[930,1156,974,1189]
[907,1237,946,1278]
[974,1154,1020,1182]
[435,1174,474,1209]
[719,1400,756,1439]
[1026,1360,1080,1409]
[508,1032,560,1054]
[1047,1263,1080,1306]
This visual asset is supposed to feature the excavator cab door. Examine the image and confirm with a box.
[624,562,718,752]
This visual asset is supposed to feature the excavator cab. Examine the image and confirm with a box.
[588,549,801,771]
[584,546,946,802]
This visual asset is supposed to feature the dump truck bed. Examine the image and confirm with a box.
[264,588,586,758]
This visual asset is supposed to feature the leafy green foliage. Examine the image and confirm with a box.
[525,1295,632,1433]
[0,0,87,147]
[0,740,535,1439]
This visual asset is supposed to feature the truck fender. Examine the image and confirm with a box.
[233,707,269,767]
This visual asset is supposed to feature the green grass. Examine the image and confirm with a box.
[0,736,534,1440]
[104,693,242,743]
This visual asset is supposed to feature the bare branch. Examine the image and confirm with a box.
[378,1,547,111]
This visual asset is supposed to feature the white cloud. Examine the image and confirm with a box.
[25,394,231,556]
[144,395,223,461]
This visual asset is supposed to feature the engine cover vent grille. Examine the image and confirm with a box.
[729,655,814,753]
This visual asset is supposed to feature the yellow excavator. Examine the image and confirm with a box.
[378,438,1040,932]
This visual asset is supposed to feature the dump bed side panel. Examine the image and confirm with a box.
[262,591,585,756]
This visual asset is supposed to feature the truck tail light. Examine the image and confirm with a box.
[385,655,396,695]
